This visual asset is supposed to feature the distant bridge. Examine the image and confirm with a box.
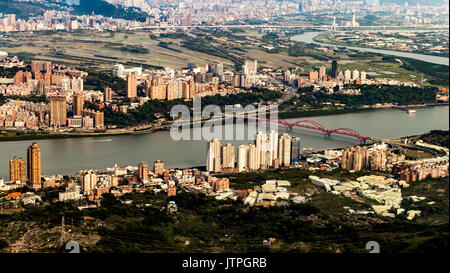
[247,116,372,143]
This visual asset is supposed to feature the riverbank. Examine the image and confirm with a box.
[0,123,171,141]
[1,103,447,142]
[0,131,130,142]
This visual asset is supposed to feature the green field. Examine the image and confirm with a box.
[339,59,436,87]
[0,31,234,70]
[3,27,446,87]
[315,33,449,88]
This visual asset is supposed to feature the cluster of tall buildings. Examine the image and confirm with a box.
[283,59,365,88]
[0,10,147,33]
[123,60,261,100]
[0,0,300,33]
[9,143,41,189]
[305,63,367,86]
[141,0,299,27]
[144,77,196,100]
[0,14,17,32]
[2,65,84,97]
[341,146,385,171]
[0,100,45,129]
[297,0,448,16]
[284,60,338,88]
[0,58,102,130]
[281,60,384,93]
[48,93,104,129]
[206,131,301,173]
[81,109,105,129]
[1,0,447,34]
[138,159,166,182]
[341,143,408,172]
[307,62,335,82]
[78,168,118,200]
[242,60,258,76]
[11,61,85,95]
[0,93,104,130]
[393,157,449,182]
[343,69,367,84]
[133,162,232,197]
[31,61,52,73]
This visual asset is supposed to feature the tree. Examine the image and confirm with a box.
[333,85,340,93]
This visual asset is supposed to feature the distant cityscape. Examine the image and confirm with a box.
[2,54,447,132]
[0,0,448,33]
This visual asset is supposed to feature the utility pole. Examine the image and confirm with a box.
[60,215,66,246]
[421,73,424,88]
[331,17,337,32]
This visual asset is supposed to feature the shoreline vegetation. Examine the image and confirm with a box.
[1,102,448,142]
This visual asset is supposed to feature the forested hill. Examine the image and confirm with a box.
[0,0,148,22]
[420,130,450,148]
[0,0,51,19]
[73,0,148,22]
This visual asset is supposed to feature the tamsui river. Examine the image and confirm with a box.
[291,31,449,66]
[0,106,448,177]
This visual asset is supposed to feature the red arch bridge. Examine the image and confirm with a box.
[246,117,372,143]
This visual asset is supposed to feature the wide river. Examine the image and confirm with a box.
[0,106,448,177]
[291,31,449,66]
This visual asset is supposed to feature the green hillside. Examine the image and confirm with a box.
[73,0,148,22]
[0,0,148,21]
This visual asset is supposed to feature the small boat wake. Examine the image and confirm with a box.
[84,139,113,143]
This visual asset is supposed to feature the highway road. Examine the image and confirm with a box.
[170,71,297,129]
[263,72,298,105]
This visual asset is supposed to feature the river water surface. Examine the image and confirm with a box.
[0,106,448,176]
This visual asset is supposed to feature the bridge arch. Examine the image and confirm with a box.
[328,128,370,142]
[289,120,329,136]
[244,117,371,142]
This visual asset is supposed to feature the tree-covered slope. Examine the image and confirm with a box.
[0,0,148,21]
